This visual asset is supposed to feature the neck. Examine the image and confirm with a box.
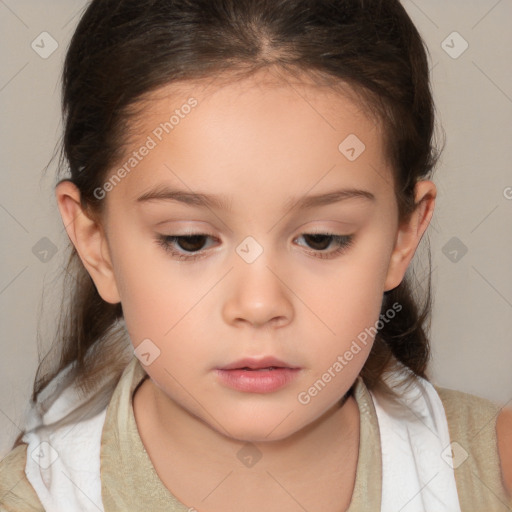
[135,376,360,479]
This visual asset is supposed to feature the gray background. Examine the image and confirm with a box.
[1,0,511,458]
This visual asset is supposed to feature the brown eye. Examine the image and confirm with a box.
[295,233,354,259]
[172,235,208,252]
[302,233,332,251]
[155,233,217,261]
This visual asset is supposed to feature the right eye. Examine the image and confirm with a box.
[154,233,217,261]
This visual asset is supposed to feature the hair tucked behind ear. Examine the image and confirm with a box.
[12,0,443,449]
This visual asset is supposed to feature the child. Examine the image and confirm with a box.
[1,0,511,511]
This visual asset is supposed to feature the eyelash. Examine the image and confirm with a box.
[154,231,354,261]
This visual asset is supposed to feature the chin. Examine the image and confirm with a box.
[215,412,303,444]
[227,427,295,444]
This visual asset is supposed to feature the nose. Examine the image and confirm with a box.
[221,254,294,329]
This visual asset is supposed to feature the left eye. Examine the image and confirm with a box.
[294,233,354,259]
[295,233,349,251]
[154,232,354,261]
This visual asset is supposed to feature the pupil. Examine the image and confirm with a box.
[179,235,206,252]
[305,234,330,250]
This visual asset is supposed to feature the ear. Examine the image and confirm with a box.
[384,180,436,292]
[55,180,121,304]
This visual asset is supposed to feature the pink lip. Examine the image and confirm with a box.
[215,356,302,393]
[217,356,299,371]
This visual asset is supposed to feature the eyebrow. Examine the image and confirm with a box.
[136,185,375,211]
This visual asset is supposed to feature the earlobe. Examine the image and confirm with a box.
[384,180,436,292]
[55,180,121,304]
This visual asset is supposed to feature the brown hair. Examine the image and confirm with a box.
[13,0,443,449]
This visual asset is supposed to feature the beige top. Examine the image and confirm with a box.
[1,356,510,511]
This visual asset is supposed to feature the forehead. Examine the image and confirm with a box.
[108,69,392,207]
[130,69,380,135]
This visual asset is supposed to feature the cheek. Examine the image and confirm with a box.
[107,226,189,328]
[298,241,393,377]
[310,241,391,325]
[113,257,211,369]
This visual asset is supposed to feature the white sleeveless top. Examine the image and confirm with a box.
[21,359,462,512]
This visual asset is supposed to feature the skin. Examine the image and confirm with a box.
[497,408,512,499]
[55,69,439,511]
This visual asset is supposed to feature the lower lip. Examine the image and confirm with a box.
[215,368,301,393]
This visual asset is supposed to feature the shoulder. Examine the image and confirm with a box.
[0,443,45,511]
[434,384,512,500]
[496,405,512,499]
[433,384,502,434]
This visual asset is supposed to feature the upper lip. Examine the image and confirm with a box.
[218,356,299,370]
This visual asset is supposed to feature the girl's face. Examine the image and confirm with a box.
[62,71,434,441]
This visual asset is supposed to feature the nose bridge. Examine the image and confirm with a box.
[222,234,293,327]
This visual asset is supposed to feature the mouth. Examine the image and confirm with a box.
[217,356,300,371]
[215,358,301,393]
[238,367,281,371]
